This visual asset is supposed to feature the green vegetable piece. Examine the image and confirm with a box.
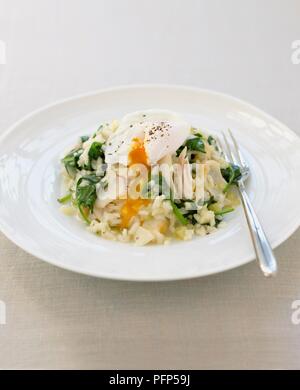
[207,135,215,145]
[176,145,185,156]
[62,148,83,177]
[221,164,242,192]
[214,207,234,216]
[80,135,89,143]
[75,175,101,223]
[170,200,188,225]
[203,196,216,207]
[176,132,206,156]
[185,137,206,153]
[79,174,102,184]
[194,132,203,138]
[57,193,72,204]
[88,142,104,161]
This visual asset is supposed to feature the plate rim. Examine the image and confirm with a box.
[0,83,299,281]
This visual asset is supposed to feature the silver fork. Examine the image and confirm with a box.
[217,130,278,277]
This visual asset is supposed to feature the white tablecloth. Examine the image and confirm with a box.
[0,0,300,369]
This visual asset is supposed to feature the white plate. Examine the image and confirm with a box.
[0,85,300,281]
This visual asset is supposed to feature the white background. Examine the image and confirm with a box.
[0,0,300,369]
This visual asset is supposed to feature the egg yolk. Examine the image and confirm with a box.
[120,198,150,229]
[119,138,150,229]
[128,137,149,167]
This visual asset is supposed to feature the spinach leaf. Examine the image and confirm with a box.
[185,137,206,153]
[221,164,242,192]
[194,132,203,138]
[88,142,104,161]
[207,135,219,151]
[81,141,105,171]
[142,174,188,225]
[62,148,83,177]
[80,135,89,143]
[168,197,202,225]
[75,174,101,223]
[79,174,102,184]
[174,200,198,225]
[207,135,215,145]
[176,145,185,156]
[170,200,188,225]
[176,134,206,156]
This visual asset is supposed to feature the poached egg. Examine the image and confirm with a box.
[104,110,190,166]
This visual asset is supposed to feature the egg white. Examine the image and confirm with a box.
[104,110,190,165]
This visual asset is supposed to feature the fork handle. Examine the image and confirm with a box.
[238,185,278,277]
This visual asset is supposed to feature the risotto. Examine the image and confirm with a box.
[58,110,241,245]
